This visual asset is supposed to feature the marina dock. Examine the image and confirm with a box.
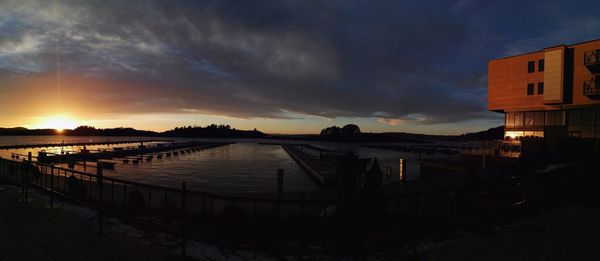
[281,144,340,187]
[0,139,173,150]
[33,142,233,164]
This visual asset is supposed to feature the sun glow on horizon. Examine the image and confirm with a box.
[31,115,78,132]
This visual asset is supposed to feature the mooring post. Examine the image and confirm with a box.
[97,162,104,235]
[399,159,405,182]
[181,182,187,256]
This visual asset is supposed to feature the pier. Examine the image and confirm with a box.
[33,142,232,164]
[281,144,340,187]
[0,139,173,150]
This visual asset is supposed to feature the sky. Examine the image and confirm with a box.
[1,0,599,134]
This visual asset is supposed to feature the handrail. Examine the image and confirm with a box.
[2,157,337,204]
[584,49,599,66]
[584,77,600,97]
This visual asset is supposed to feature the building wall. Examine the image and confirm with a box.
[572,40,600,106]
[488,39,600,113]
[543,47,564,104]
[488,51,545,112]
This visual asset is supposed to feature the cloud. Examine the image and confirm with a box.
[378,118,406,126]
[1,0,598,128]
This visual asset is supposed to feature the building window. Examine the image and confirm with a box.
[545,110,565,126]
[527,83,534,95]
[534,111,545,126]
[514,112,524,127]
[538,59,544,72]
[538,82,544,94]
[528,61,535,73]
[506,112,515,127]
[567,109,595,138]
[525,112,535,127]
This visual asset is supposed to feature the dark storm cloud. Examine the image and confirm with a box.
[1,0,600,124]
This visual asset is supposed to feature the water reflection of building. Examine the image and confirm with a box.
[489,39,600,152]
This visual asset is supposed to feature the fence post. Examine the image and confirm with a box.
[148,187,152,226]
[277,169,284,197]
[50,165,54,209]
[276,169,284,218]
[24,156,30,203]
[300,192,305,216]
[97,162,104,235]
[181,182,187,256]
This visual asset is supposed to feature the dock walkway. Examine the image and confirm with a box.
[281,144,339,187]
[0,139,173,150]
[37,142,232,164]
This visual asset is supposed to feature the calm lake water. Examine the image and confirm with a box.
[0,136,458,193]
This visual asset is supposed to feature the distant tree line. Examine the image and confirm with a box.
[162,124,265,138]
[0,124,502,141]
[68,126,157,136]
[457,126,504,141]
[0,125,265,138]
[0,127,56,136]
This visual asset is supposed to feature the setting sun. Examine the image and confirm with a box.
[32,115,78,132]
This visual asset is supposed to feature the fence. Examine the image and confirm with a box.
[0,154,538,256]
[0,156,338,254]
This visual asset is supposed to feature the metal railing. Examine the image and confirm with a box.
[0,154,539,256]
[584,77,600,98]
[584,49,599,67]
[0,156,338,255]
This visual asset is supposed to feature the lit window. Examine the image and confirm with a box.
[514,112,524,127]
[505,131,524,139]
[506,112,515,127]
[525,112,535,127]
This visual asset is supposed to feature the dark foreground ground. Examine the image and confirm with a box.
[2,161,600,260]
[420,205,600,260]
[0,185,182,261]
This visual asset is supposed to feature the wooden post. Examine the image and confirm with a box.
[399,159,406,182]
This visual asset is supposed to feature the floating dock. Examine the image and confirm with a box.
[281,144,340,188]
[0,139,173,150]
[35,142,233,164]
